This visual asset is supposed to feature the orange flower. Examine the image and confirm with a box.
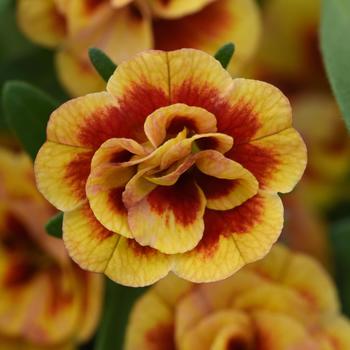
[35,49,306,286]
[125,245,350,349]
[17,0,261,96]
[0,148,102,349]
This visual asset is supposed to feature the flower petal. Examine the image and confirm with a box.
[228,128,307,193]
[107,50,169,115]
[218,79,293,143]
[35,142,93,211]
[17,0,67,47]
[153,0,261,74]
[173,192,283,282]
[252,311,317,350]
[194,151,258,210]
[63,204,171,287]
[150,0,214,18]
[144,103,217,148]
[47,92,145,149]
[57,3,153,96]
[128,176,206,254]
[86,165,135,238]
[168,48,233,106]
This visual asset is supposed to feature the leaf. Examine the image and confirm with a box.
[214,43,235,69]
[321,0,350,131]
[2,81,59,160]
[330,218,350,316]
[94,279,147,350]
[45,212,63,239]
[89,48,117,82]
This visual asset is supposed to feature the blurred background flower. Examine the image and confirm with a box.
[126,244,350,349]
[17,0,261,96]
[0,148,103,349]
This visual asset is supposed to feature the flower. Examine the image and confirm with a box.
[17,0,261,96]
[125,245,350,349]
[0,148,102,349]
[35,49,306,287]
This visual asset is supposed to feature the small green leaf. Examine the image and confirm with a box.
[89,48,117,82]
[45,212,63,239]
[214,43,235,69]
[94,279,147,350]
[2,81,59,160]
[321,0,350,131]
[330,218,350,316]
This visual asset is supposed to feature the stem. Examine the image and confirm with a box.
[94,278,147,350]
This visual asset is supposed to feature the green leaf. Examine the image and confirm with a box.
[89,48,117,82]
[45,212,63,239]
[94,279,147,350]
[214,43,235,69]
[330,218,350,316]
[321,0,350,131]
[2,81,59,160]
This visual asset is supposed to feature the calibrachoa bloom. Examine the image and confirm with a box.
[17,0,261,96]
[125,245,350,349]
[0,148,102,349]
[35,49,306,287]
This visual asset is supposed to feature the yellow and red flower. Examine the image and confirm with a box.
[0,148,102,349]
[17,0,261,96]
[35,49,306,287]
[125,244,350,349]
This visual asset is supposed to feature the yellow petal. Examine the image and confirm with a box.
[46,92,140,148]
[149,0,214,19]
[63,203,171,287]
[35,142,93,211]
[57,3,153,96]
[17,0,66,47]
[194,150,258,210]
[128,176,206,254]
[229,128,307,193]
[153,0,261,74]
[173,191,283,282]
[144,103,217,148]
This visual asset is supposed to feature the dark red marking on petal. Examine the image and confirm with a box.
[110,150,133,164]
[226,338,249,350]
[167,116,197,135]
[145,323,176,350]
[3,259,38,288]
[127,239,156,257]
[129,3,144,21]
[227,143,277,189]
[85,0,105,13]
[170,81,261,144]
[195,171,236,199]
[147,176,201,227]
[153,0,232,51]
[159,0,171,6]
[78,84,169,148]
[64,151,94,200]
[195,195,264,256]
[83,204,115,240]
[108,187,128,215]
[47,266,74,316]
[196,136,219,151]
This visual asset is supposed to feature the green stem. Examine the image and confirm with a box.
[94,278,147,350]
